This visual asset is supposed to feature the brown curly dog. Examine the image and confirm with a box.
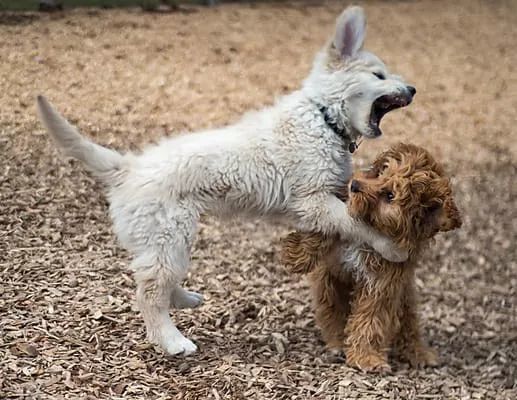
[281,143,462,373]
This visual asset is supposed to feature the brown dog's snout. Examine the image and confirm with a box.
[350,180,361,193]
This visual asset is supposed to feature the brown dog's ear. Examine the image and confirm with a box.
[280,232,334,274]
[439,197,462,231]
[426,197,462,233]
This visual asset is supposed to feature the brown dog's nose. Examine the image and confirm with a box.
[350,180,361,193]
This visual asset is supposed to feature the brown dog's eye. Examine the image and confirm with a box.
[385,191,395,202]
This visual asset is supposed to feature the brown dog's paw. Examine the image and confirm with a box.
[403,345,439,368]
[346,351,392,374]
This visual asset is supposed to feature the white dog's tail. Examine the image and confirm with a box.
[37,95,123,180]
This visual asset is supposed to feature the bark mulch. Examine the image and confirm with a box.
[1,0,515,398]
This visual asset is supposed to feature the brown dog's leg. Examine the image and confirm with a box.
[309,266,354,350]
[281,232,336,274]
[394,271,438,368]
[344,266,405,373]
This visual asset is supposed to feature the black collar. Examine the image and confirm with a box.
[318,105,358,154]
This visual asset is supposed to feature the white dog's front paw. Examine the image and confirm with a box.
[163,335,198,356]
[172,290,204,309]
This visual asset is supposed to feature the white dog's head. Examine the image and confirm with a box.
[304,6,415,139]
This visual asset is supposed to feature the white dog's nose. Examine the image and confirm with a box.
[407,86,416,96]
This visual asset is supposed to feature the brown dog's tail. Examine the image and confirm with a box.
[37,95,123,182]
[280,231,336,274]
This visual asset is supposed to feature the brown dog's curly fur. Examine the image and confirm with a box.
[281,143,462,373]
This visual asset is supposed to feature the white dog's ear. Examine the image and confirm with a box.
[333,6,366,59]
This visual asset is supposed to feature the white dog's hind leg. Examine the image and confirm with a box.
[134,264,198,356]
[129,204,199,356]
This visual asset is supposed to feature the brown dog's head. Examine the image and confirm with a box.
[348,143,462,253]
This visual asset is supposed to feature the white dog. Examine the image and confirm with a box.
[37,6,415,356]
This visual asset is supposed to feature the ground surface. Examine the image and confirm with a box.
[1,0,516,399]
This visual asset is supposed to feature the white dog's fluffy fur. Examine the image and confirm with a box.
[37,6,415,355]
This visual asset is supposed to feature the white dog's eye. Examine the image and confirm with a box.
[373,72,386,80]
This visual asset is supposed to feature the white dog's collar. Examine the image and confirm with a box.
[317,105,359,153]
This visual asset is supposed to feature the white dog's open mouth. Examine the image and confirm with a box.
[369,94,413,137]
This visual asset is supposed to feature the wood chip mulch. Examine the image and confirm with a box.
[1,1,516,398]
